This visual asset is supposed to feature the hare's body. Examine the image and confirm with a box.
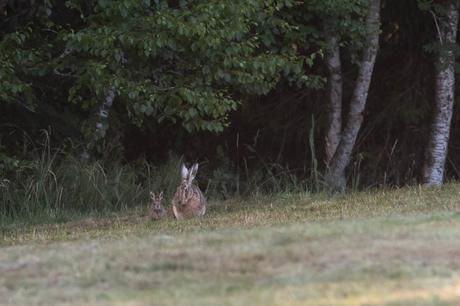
[150,205,166,220]
[172,184,206,219]
[172,163,206,219]
[149,191,166,220]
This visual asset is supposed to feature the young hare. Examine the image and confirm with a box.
[149,191,166,220]
[172,163,206,219]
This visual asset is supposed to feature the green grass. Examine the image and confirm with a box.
[2,184,460,305]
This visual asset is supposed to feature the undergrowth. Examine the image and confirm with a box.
[0,134,323,227]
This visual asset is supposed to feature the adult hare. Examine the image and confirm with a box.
[172,163,206,219]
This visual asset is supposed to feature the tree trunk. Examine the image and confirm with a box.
[324,0,381,193]
[81,87,116,161]
[423,2,459,186]
[325,32,343,165]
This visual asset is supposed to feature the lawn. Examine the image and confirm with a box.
[1,184,460,305]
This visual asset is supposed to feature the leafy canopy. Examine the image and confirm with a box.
[54,0,320,132]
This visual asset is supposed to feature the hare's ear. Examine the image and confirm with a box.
[189,163,199,182]
[181,164,189,179]
[159,191,164,200]
[149,191,155,200]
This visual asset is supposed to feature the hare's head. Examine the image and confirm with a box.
[150,191,164,210]
[178,163,198,200]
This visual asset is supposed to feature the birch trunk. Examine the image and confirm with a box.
[325,32,343,165]
[81,87,116,161]
[324,0,381,193]
[423,2,459,186]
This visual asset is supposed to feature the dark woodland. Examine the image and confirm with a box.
[1,0,460,222]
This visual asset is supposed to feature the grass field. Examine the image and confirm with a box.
[2,184,460,305]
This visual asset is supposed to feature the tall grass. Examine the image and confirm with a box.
[0,130,345,227]
[0,136,317,227]
[0,137,184,227]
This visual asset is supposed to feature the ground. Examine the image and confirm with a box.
[1,184,460,305]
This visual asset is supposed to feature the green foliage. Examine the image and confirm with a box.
[2,0,452,204]
[0,0,326,155]
[0,0,55,107]
[54,0,317,133]
[0,29,40,107]
[307,0,368,52]
[0,0,331,169]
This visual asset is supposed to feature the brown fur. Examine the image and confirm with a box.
[149,191,166,220]
[172,164,206,219]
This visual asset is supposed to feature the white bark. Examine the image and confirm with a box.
[94,87,116,139]
[81,87,116,161]
[423,2,459,186]
[325,0,381,193]
[325,32,343,164]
